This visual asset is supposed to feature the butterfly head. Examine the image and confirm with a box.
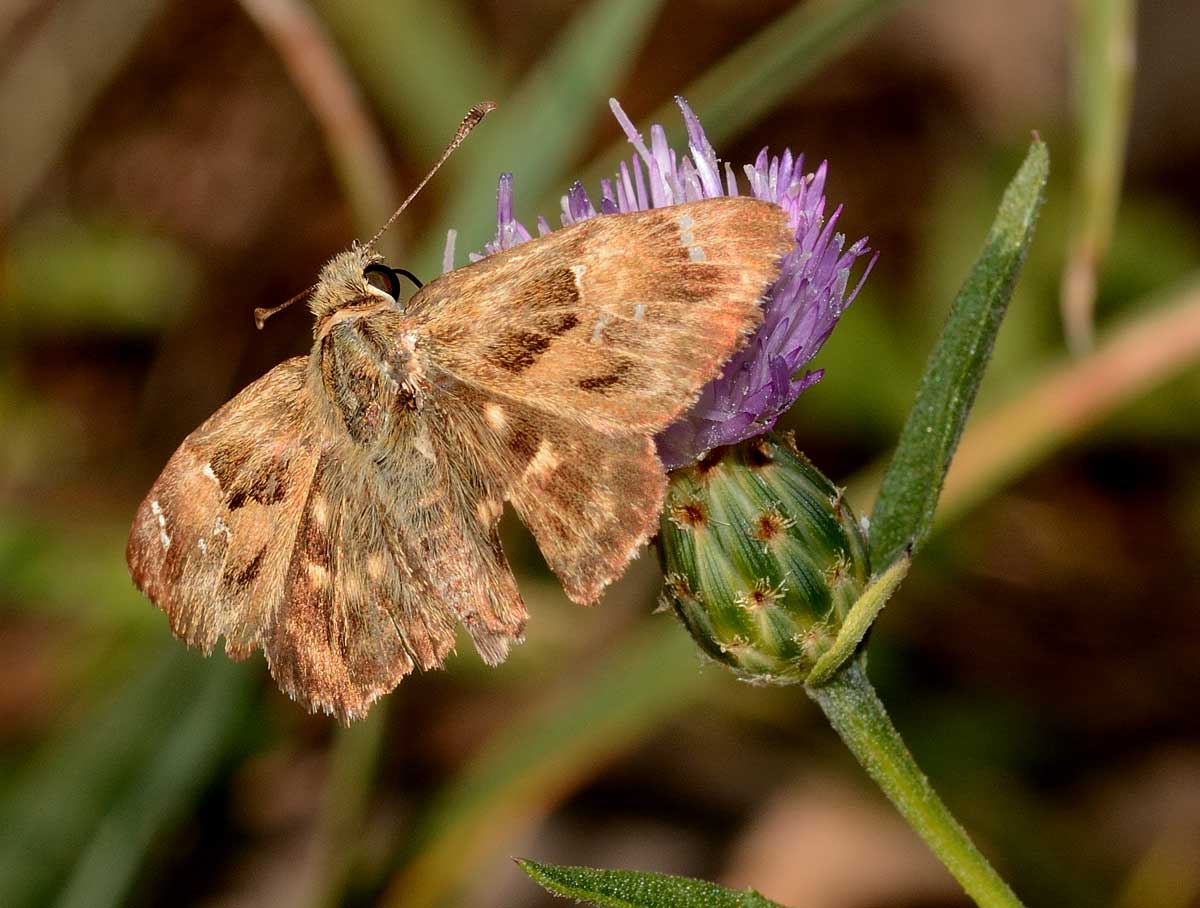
[308,246,424,336]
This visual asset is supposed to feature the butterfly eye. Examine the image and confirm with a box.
[363,263,402,300]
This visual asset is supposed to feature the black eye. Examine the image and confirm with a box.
[363,262,401,300]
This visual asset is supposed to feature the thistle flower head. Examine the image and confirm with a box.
[452,97,874,469]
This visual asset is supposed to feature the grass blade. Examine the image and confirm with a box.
[571,0,908,204]
[0,0,169,223]
[410,0,668,270]
[238,0,400,250]
[518,859,788,908]
[308,0,499,153]
[657,0,906,149]
[308,704,390,908]
[935,272,1200,525]
[840,274,1200,548]
[51,657,256,908]
[0,650,183,908]
[869,139,1049,569]
[382,622,713,908]
[0,649,253,908]
[1061,0,1137,353]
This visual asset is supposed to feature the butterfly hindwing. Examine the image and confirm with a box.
[426,381,667,604]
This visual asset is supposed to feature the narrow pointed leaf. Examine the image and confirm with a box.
[805,553,911,687]
[51,657,255,908]
[869,140,1049,569]
[411,0,667,270]
[383,623,713,908]
[1060,0,1136,353]
[518,859,788,908]
[570,0,908,205]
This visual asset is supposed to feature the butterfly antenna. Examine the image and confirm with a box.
[254,283,317,329]
[365,100,496,249]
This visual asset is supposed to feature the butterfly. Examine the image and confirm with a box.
[126,104,793,721]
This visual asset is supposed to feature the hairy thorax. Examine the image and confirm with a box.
[312,309,429,449]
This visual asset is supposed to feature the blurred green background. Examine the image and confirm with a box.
[2,1,1199,906]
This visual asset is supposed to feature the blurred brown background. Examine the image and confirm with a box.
[2,1,1199,907]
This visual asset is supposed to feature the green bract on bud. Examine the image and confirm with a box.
[658,432,871,684]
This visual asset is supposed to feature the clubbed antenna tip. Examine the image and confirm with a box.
[365,101,497,249]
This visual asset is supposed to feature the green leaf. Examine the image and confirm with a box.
[570,0,908,206]
[805,553,911,688]
[1060,0,1136,353]
[383,622,714,908]
[518,859,789,908]
[868,139,1050,569]
[309,0,500,154]
[52,657,255,908]
[410,0,668,271]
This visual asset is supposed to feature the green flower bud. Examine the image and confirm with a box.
[658,432,871,684]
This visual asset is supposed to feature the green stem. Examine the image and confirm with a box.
[806,662,1025,908]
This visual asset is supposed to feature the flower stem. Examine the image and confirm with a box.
[806,662,1025,908]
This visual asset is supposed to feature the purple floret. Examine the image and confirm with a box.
[447,97,875,470]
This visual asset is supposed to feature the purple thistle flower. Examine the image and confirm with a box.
[447,97,875,469]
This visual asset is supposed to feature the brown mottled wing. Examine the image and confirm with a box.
[504,421,665,604]
[406,197,790,604]
[408,197,792,433]
[127,357,320,659]
[261,441,524,720]
[420,381,667,605]
[127,357,498,721]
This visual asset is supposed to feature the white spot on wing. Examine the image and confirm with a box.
[633,303,646,321]
[484,403,507,430]
[367,552,387,581]
[311,495,329,526]
[476,498,503,526]
[524,439,560,478]
[413,424,436,461]
[417,487,444,507]
[151,499,171,550]
[202,464,219,484]
[306,562,330,586]
[591,313,610,344]
[676,213,705,261]
[676,213,696,244]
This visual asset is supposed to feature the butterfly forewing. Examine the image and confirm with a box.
[408,197,792,432]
